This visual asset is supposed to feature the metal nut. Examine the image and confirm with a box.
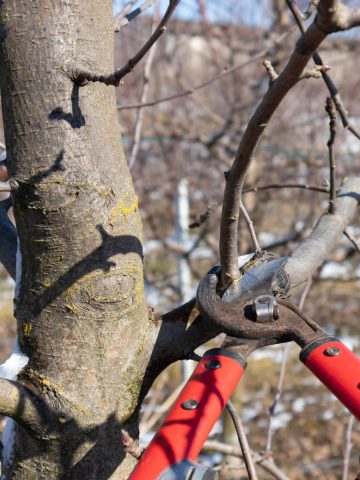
[324,346,340,357]
[253,295,279,323]
[181,399,198,410]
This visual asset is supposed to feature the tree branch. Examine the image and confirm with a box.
[219,0,360,286]
[68,0,180,87]
[226,400,259,480]
[219,14,328,286]
[146,300,221,379]
[203,441,291,480]
[0,378,52,438]
[325,96,337,214]
[128,7,159,169]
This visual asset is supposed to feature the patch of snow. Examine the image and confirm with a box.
[320,261,352,280]
[321,410,334,421]
[271,411,292,430]
[292,398,306,413]
[237,253,255,268]
[0,338,28,381]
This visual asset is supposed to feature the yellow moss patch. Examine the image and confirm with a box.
[0,12,9,24]
[109,194,138,226]
[65,303,80,313]
[43,278,51,288]
[22,323,32,337]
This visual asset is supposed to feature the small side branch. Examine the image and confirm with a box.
[341,415,355,480]
[129,7,159,169]
[121,429,144,459]
[226,401,259,480]
[240,201,262,254]
[344,228,360,253]
[69,0,180,87]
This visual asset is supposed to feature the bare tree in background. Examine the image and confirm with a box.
[0,0,359,479]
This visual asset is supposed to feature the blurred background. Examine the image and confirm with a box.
[1,1,360,478]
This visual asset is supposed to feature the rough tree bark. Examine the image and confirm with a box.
[0,1,152,478]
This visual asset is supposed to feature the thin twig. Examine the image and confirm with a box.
[303,0,320,19]
[263,59,279,83]
[244,183,329,194]
[344,228,360,253]
[342,415,355,480]
[128,5,158,169]
[189,203,219,229]
[114,0,154,31]
[278,298,325,332]
[140,380,186,435]
[265,344,289,454]
[69,0,180,87]
[203,441,291,480]
[121,429,144,459]
[190,182,329,229]
[117,29,293,110]
[299,276,313,310]
[325,96,337,214]
[240,201,262,254]
[226,400,259,480]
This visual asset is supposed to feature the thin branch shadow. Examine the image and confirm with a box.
[24,225,143,319]
[49,84,85,129]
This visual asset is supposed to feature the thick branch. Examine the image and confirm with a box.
[146,300,221,379]
[220,19,328,285]
[285,177,360,288]
[0,378,51,437]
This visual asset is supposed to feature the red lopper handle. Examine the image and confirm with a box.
[300,337,360,420]
[129,348,246,480]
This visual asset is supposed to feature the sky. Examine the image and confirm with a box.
[113,0,270,27]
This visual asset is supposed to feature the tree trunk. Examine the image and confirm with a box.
[0,1,152,478]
